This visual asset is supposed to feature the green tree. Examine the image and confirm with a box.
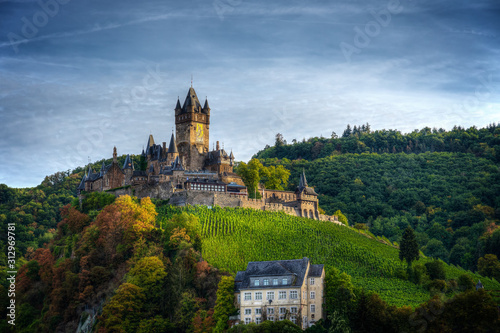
[102,283,146,333]
[399,226,419,267]
[128,256,167,297]
[422,239,449,261]
[477,254,500,281]
[334,210,348,226]
[324,268,355,321]
[213,276,236,332]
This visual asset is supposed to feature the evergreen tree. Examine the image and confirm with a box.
[399,226,419,267]
[342,125,352,138]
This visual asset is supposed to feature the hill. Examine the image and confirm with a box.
[157,204,500,307]
[247,126,500,274]
[2,195,499,332]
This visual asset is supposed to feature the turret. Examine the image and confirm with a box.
[203,98,210,115]
[123,154,133,169]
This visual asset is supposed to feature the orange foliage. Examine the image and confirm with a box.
[33,248,54,285]
[170,227,191,248]
[192,308,215,333]
[58,204,91,234]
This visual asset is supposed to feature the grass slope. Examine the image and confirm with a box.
[157,205,500,307]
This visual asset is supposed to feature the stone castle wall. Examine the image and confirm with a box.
[91,184,341,225]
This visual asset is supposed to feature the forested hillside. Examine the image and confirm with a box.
[248,124,500,277]
[2,197,499,332]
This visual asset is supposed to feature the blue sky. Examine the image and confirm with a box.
[0,0,499,187]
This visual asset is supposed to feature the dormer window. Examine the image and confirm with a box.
[254,280,260,286]
[273,278,278,285]
[282,278,287,285]
[263,279,269,286]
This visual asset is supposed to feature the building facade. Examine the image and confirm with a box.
[234,258,325,329]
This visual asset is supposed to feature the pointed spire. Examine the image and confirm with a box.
[175,97,182,110]
[203,97,210,110]
[182,87,201,111]
[230,150,234,159]
[100,162,106,176]
[123,154,133,169]
[302,169,308,187]
[147,134,155,148]
[168,133,178,154]
[78,174,86,190]
[87,164,94,178]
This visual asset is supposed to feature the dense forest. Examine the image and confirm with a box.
[248,125,500,277]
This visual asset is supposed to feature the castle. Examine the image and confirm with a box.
[78,86,338,222]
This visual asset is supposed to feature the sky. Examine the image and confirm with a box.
[0,0,499,188]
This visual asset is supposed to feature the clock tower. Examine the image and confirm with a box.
[175,87,210,170]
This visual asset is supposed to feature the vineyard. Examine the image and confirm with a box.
[156,204,500,307]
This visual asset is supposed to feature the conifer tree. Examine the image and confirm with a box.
[399,226,419,267]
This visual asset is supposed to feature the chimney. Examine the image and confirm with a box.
[113,147,117,163]
[216,141,220,150]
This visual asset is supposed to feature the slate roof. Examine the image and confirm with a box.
[235,257,317,291]
[123,154,133,169]
[77,175,86,190]
[297,170,318,196]
[308,264,324,277]
[182,87,202,112]
[168,133,178,154]
[132,170,147,177]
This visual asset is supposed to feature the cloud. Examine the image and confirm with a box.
[0,0,499,187]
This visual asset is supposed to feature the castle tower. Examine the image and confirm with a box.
[175,87,210,170]
[123,154,134,185]
[166,132,179,166]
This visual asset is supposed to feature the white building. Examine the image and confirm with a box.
[234,257,325,329]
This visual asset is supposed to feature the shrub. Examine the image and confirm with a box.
[425,260,446,280]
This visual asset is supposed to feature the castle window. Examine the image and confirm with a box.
[254,280,260,287]
[245,317,251,324]
[282,278,287,285]
[266,291,274,300]
[291,307,298,313]
[263,279,269,286]
[255,317,262,324]
[273,278,278,285]
[279,307,287,314]
[268,308,274,315]
[310,291,315,299]
[255,308,262,315]
[255,292,262,300]
[290,291,298,299]
[245,309,251,315]
[244,292,251,301]
[279,291,286,299]
[310,278,315,285]
[310,305,315,313]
